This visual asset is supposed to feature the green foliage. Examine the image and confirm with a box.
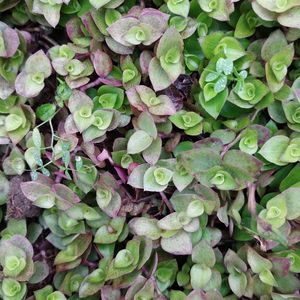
[1,1,300,299]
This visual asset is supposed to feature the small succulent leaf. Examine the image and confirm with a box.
[192,240,216,267]
[161,231,192,255]
[247,247,272,274]
[143,166,173,192]
[137,111,157,138]
[259,135,290,166]
[149,57,172,91]
[129,217,161,240]
[91,50,113,78]
[127,163,149,189]
[142,137,162,165]
[190,264,212,289]
[127,130,153,154]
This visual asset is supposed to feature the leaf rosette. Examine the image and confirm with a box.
[28,0,70,28]
[15,50,52,98]
[0,235,34,281]
[126,85,176,116]
[149,27,184,91]
[259,135,300,166]
[107,8,169,47]
[283,100,300,132]
[252,0,300,29]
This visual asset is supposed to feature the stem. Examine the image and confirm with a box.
[80,77,103,91]
[54,170,68,183]
[251,109,261,122]
[80,77,122,91]
[137,194,156,202]
[36,108,61,129]
[42,35,58,46]
[49,119,55,151]
[184,100,202,114]
[247,183,257,216]
[221,131,243,158]
[159,192,174,212]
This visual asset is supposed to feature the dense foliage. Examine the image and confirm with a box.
[1,0,300,299]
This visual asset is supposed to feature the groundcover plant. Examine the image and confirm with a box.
[1,0,300,299]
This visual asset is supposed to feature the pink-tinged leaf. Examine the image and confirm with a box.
[36,173,54,186]
[1,27,19,57]
[64,115,79,134]
[149,95,176,116]
[81,13,104,42]
[97,148,114,164]
[19,30,32,45]
[101,286,121,300]
[127,163,149,188]
[52,58,69,76]
[66,76,90,89]
[42,3,61,28]
[81,142,106,168]
[91,50,112,77]
[278,7,300,29]
[161,231,192,255]
[52,183,81,210]
[127,5,143,17]
[149,57,172,91]
[15,71,45,98]
[107,17,140,47]
[140,8,169,34]
[126,87,147,112]
[0,75,14,99]
[101,191,121,217]
[25,50,52,77]
[140,50,153,75]
[66,17,83,42]
[20,181,52,202]
[250,125,270,146]
[68,90,93,113]
[223,150,262,178]
[270,257,290,277]
[187,290,208,300]
[105,37,134,55]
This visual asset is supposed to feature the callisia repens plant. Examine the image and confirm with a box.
[1,0,300,299]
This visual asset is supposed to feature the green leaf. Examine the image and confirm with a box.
[198,88,228,119]
[192,240,215,267]
[216,58,233,75]
[228,272,248,297]
[129,217,161,240]
[137,112,157,138]
[32,128,42,149]
[259,135,290,166]
[161,231,192,255]
[143,166,173,192]
[190,264,212,289]
[127,130,153,154]
[247,247,272,274]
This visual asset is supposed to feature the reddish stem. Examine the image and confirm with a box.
[159,192,174,212]
[80,77,122,91]
[247,183,257,216]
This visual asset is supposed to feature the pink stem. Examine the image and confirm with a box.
[80,77,122,92]
[54,170,68,183]
[159,192,174,212]
[247,183,257,216]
